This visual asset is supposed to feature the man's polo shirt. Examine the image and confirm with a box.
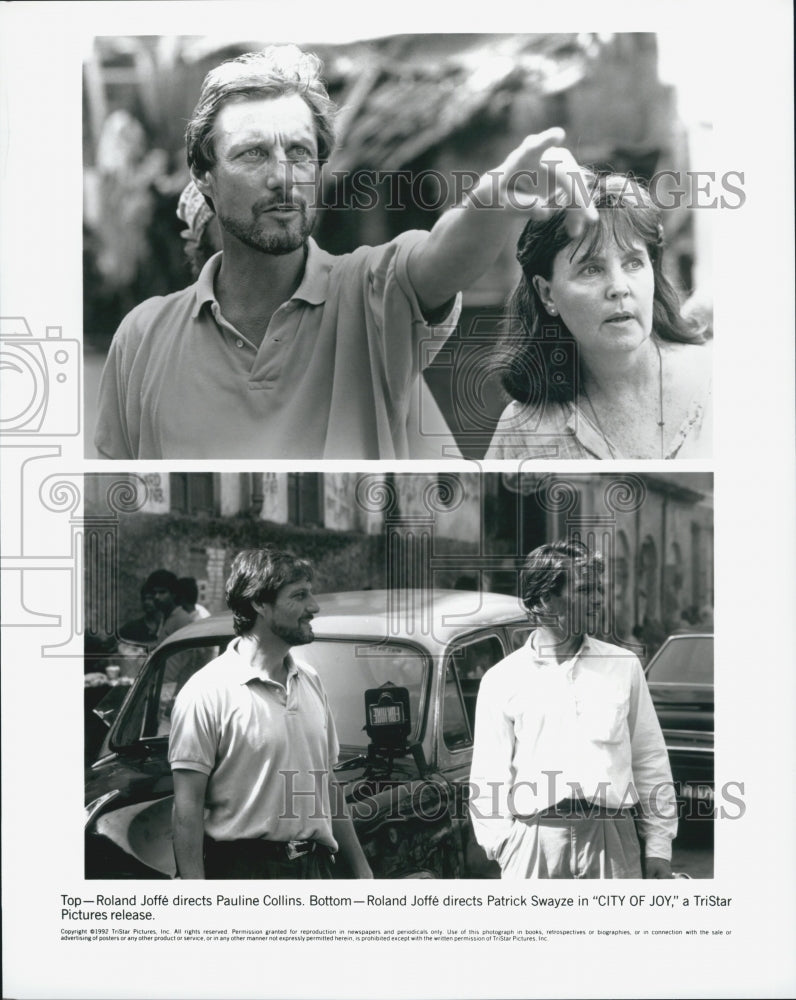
[95,232,460,459]
[168,640,340,850]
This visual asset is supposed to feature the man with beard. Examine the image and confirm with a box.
[168,547,372,879]
[95,44,596,459]
[469,539,677,879]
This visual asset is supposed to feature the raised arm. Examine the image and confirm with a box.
[407,128,598,312]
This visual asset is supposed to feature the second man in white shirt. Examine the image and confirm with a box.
[469,539,676,879]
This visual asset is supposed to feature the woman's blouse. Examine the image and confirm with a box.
[486,359,712,461]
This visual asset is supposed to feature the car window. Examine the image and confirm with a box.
[647,636,714,685]
[443,633,506,748]
[300,640,428,749]
[114,638,226,746]
[441,662,471,750]
[508,625,533,651]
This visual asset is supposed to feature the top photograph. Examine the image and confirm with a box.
[84,32,718,461]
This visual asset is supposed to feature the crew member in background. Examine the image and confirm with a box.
[143,569,194,640]
[176,577,211,620]
[118,584,162,649]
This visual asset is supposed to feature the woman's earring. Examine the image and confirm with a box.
[548,305,558,315]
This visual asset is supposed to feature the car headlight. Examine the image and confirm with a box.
[85,790,122,828]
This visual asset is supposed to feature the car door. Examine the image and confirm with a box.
[435,629,509,878]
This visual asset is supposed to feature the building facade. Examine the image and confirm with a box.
[84,471,712,651]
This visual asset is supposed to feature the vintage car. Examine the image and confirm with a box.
[644,630,714,816]
[85,589,533,879]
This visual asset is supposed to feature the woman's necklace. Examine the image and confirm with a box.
[581,339,665,459]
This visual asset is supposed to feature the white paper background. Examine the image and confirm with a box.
[1,1,794,997]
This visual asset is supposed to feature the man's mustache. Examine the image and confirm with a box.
[253,197,308,214]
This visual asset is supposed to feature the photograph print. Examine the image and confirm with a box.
[84,471,715,882]
[83,32,714,461]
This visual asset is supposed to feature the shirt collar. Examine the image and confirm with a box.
[227,637,299,687]
[565,403,616,460]
[292,237,331,305]
[528,629,595,667]
[191,238,331,320]
[192,251,223,319]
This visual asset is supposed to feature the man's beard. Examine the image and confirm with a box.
[219,203,315,256]
[270,619,314,646]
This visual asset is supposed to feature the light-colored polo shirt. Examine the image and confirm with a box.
[168,639,340,849]
[95,231,460,459]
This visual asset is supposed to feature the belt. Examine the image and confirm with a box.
[204,836,332,862]
[536,797,636,819]
[282,840,324,861]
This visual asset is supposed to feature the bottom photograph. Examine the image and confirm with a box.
[83,471,714,880]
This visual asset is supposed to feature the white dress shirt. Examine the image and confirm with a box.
[469,631,677,861]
